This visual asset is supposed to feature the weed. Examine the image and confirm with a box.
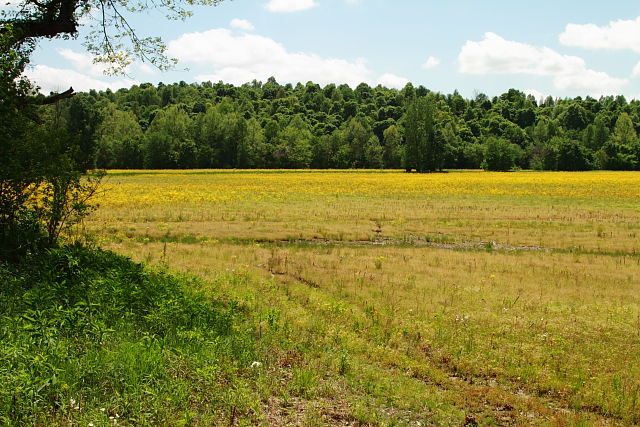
[291,367,317,398]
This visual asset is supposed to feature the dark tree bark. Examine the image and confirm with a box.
[0,0,80,47]
[40,86,75,104]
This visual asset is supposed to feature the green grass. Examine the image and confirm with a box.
[2,245,470,425]
[10,170,640,424]
[5,243,633,424]
[0,245,260,425]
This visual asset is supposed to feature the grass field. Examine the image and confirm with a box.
[89,170,640,425]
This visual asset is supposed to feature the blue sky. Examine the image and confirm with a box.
[20,0,640,100]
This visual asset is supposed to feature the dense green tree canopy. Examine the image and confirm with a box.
[14,80,638,172]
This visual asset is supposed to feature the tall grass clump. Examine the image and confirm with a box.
[0,245,258,425]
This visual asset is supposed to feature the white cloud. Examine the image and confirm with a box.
[376,73,409,89]
[264,0,318,13]
[57,48,114,76]
[25,65,137,93]
[553,69,626,93]
[633,62,640,78]
[136,62,158,75]
[460,33,578,76]
[230,18,255,31]
[559,17,640,53]
[458,32,628,96]
[169,28,375,87]
[422,56,440,69]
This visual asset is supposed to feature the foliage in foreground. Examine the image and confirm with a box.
[0,245,256,425]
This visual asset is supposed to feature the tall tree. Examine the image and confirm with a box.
[404,96,440,172]
[382,124,402,168]
[364,135,383,168]
[342,117,372,168]
[66,95,100,171]
[193,106,223,168]
[95,103,143,168]
[144,105,192,168]
[603,112,639,170]
[273,116,313,168]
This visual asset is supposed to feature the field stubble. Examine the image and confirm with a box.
[92,170,640,425]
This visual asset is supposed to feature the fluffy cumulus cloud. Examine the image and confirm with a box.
[230,18,255,31]
[168,28,404,87]
[458,32,628,96]
[633,62,640,78]
[264,0,318,13]
[559,17,640,53]
[376,73,409,89]
[422,56,440,70]
[24,65,137,93]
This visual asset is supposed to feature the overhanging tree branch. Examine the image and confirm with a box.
[0,0,79,45]
[40,86,75,104]
[2,0,226,78]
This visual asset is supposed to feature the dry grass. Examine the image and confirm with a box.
[89,170,640,424]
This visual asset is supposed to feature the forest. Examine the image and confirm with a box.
[45,78,640,172]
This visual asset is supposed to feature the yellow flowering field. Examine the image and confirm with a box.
[100,169,640,207]
[91,169,640,424]
[92,170,640,253]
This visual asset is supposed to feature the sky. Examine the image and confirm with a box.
[15,0,640,100]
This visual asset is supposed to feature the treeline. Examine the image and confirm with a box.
[44,78,640,171]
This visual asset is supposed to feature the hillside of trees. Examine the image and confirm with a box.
[45,78,640,171]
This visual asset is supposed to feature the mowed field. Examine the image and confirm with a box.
[90,170,640,425]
